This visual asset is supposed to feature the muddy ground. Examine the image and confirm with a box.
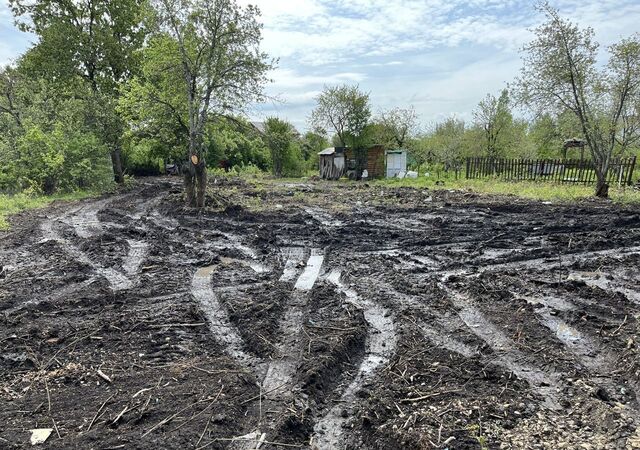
[1,177,640,449]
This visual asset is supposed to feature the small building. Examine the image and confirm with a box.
[386,149,408,178]
[563,138,586,160]
[318,147,347,180]
[318,145,386,180]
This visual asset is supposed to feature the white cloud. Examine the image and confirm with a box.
[1,0,639,129]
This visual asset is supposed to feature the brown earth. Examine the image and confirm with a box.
[1,177,640,449]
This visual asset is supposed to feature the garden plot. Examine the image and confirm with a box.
[1,177,640,449]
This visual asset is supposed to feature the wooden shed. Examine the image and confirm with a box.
[346,145,385,179]
[319,147,347,180]
[319,145,386,180]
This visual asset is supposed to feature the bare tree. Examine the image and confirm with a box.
[473,89,512,159]
[379,106,419,149]
[516,2,640,197]
[153,0,273,206]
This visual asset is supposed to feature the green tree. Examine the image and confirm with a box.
[516,2,640,197]
[473,89,513,158]
[378,106,419,149]
[300,131,330,170]
[264,117,293,178]
[139,0,273,206]
[310,84,371,178]
[9,0,148,184]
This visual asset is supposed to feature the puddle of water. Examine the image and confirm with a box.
[279,247,306,282]
[191,266,257,367]
[123,240,149,277]
[294,251,324,291]
[221,233,259,259]
[219,257,270,274]
[304,207,344,227]
[521,295,575,312]
[568,272,640,305]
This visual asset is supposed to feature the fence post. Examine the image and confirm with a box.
[628,156,637,186]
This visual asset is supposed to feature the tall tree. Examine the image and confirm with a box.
[378,106,419,149]
[148,0,272,206]
[310,84,371,178]
[264,117,293,178]
[432,117,466,171]
[310,85,371,147]
[516,2,640,197]
[473,89,513,158]
[9,0,148,184]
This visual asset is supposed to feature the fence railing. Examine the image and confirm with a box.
[465,157,637,185]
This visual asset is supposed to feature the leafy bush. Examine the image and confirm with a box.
[15,123,113,194]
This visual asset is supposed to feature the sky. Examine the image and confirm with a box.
[2,0,640,132]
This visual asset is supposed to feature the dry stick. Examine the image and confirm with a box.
[52,418,61,439]
[148,323,206,329]
[612,315,628,336]
[400,390,461,404]
[170,385,224,432]
[240,382,288,405]
[88,394,115,431]
[196,413,213,447]
[143,392,219,438]
[44,377,51,412]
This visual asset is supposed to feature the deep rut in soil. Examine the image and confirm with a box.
[4,180,640,449]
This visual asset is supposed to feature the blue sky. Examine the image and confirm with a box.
[2,0,640,132]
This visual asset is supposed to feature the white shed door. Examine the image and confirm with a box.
[387,152,406,178]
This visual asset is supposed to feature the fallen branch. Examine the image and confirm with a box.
[88,394,115,431]
[400,390,460,403]
[148,323,206,329]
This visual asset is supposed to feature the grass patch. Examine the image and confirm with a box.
[371,177,640,204]
[0,191,95,230]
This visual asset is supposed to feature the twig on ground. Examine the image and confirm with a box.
[88,393,115,431]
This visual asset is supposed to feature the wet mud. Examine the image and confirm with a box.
[2,178,640,449]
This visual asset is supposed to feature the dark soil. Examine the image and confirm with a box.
[2,177,640,449]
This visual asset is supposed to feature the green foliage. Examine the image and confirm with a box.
[206,118,270,171]
[264,117,305,178]
[310,84,371,147]
[14,123,113,195]
[300,131,330,170]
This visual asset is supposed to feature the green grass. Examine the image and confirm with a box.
[0,191,95,230]
[370,177,640,204]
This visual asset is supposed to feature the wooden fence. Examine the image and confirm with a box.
[465,157,637,185]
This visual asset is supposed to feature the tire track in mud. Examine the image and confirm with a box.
[39,195,150,292]
[371,279,563,409]
[311,270,396,450]
[191,265,260,368]
[440,285,562,409]
[260,249,324,399]
[435,245,640,282]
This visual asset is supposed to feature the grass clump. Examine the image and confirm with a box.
[0,191,94,230]
[371,176,640,204]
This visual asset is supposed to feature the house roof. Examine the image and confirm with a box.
[318,147,336,156]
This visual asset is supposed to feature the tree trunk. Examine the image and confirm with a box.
[594,159,610,199]
[111,147,125,184]
[195,162,207,208]
[184,164,196,207]
[595,178,609,198]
